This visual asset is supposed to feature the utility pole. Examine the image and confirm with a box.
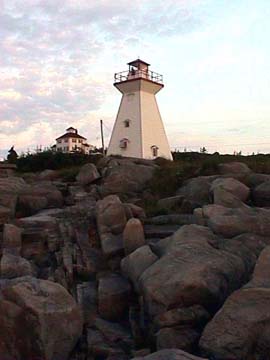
[100,119,105,155]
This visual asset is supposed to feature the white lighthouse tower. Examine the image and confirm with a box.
[107,59,172,160]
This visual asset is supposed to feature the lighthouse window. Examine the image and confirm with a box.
[124,119,130,128]
[120,138,129,149]
[151,145,159,157]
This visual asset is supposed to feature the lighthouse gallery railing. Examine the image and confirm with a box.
[114,69,163,84]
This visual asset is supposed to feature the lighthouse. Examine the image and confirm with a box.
[107,59,173,160]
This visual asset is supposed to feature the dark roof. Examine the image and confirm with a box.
[56,132,86,140]
[66,126,76,131]
[128,59,150,67]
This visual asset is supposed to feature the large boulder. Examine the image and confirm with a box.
[200,247,270,360]
[218,162,251,175]
[177,176,217,209]
[123,218,146,255]
[203,204,270,238]
[253,180,270,207]
[132,349,208,360]
[0,277,83,360]
[0,253,33,279]
[76,163,100,185]
[210,177,250,203]
[139,225,247,316]
[100,158,156,197]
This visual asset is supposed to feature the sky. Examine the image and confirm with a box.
[0,0,270,159]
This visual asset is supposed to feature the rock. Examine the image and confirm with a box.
[132,348,208,360]
[210,187,246,208]
[218,161,251,175]
[98,273,131,320]
[39,169,59,180]
[75,230,105,276]
[96,195,127,235]
[0,193,17,217]
[139,225,247,316]
[100,232,124,259]
[76,163,100,185]
[2,223,22,255]
[177,176,217,208]
[210,177,250,203]
[0,253,33,278]
[244,173,270,188]
[0,205,12,226]
[100,159,156,197]
[0,277,83,360]
[96,195,127,258]
[121,245,158,291]
[146,214,195,226]
[204,205,270,238]
[157,196,185,212]
[124,203,146,220]
[77,281,98,326]
[154,305,210,329]
[156,327,200,352]
[253,180,270,207]
[0,176,27,193]
[18,194,48,216]
[88,318,133,357]
[200,246,270,360]
[123,218,145,255]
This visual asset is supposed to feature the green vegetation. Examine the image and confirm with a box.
[143,151,270,216]
[16,150,103,173]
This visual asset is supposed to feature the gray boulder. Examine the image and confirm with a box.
[0,277,83,360]
[210,177,250,203]
[253,180,270,207]
[76,163,100,185]
[200,246,270,360]
[139,225,247,316]
[121,245,158,291]
[218,162,251,175]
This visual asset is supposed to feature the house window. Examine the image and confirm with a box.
[72,139,77,143]
[64,139,68,143]
[124,119,130,128]
[78,139,83,143]
[151,145,159,157]
[57,139,62,144]
[120,138,129,149]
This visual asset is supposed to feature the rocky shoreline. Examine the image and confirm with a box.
[1,157,270,359]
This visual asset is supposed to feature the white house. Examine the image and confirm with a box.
[55,127,94,154]
[107,59,172,160]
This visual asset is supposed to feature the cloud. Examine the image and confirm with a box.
[0,0,211,151]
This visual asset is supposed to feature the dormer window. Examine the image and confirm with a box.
[120,138,129,149]
[151,145,159,157]
[124,119,130,128]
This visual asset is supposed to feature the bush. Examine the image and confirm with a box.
[16,151,103,173]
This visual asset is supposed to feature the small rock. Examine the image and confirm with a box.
[123,218,145,255]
